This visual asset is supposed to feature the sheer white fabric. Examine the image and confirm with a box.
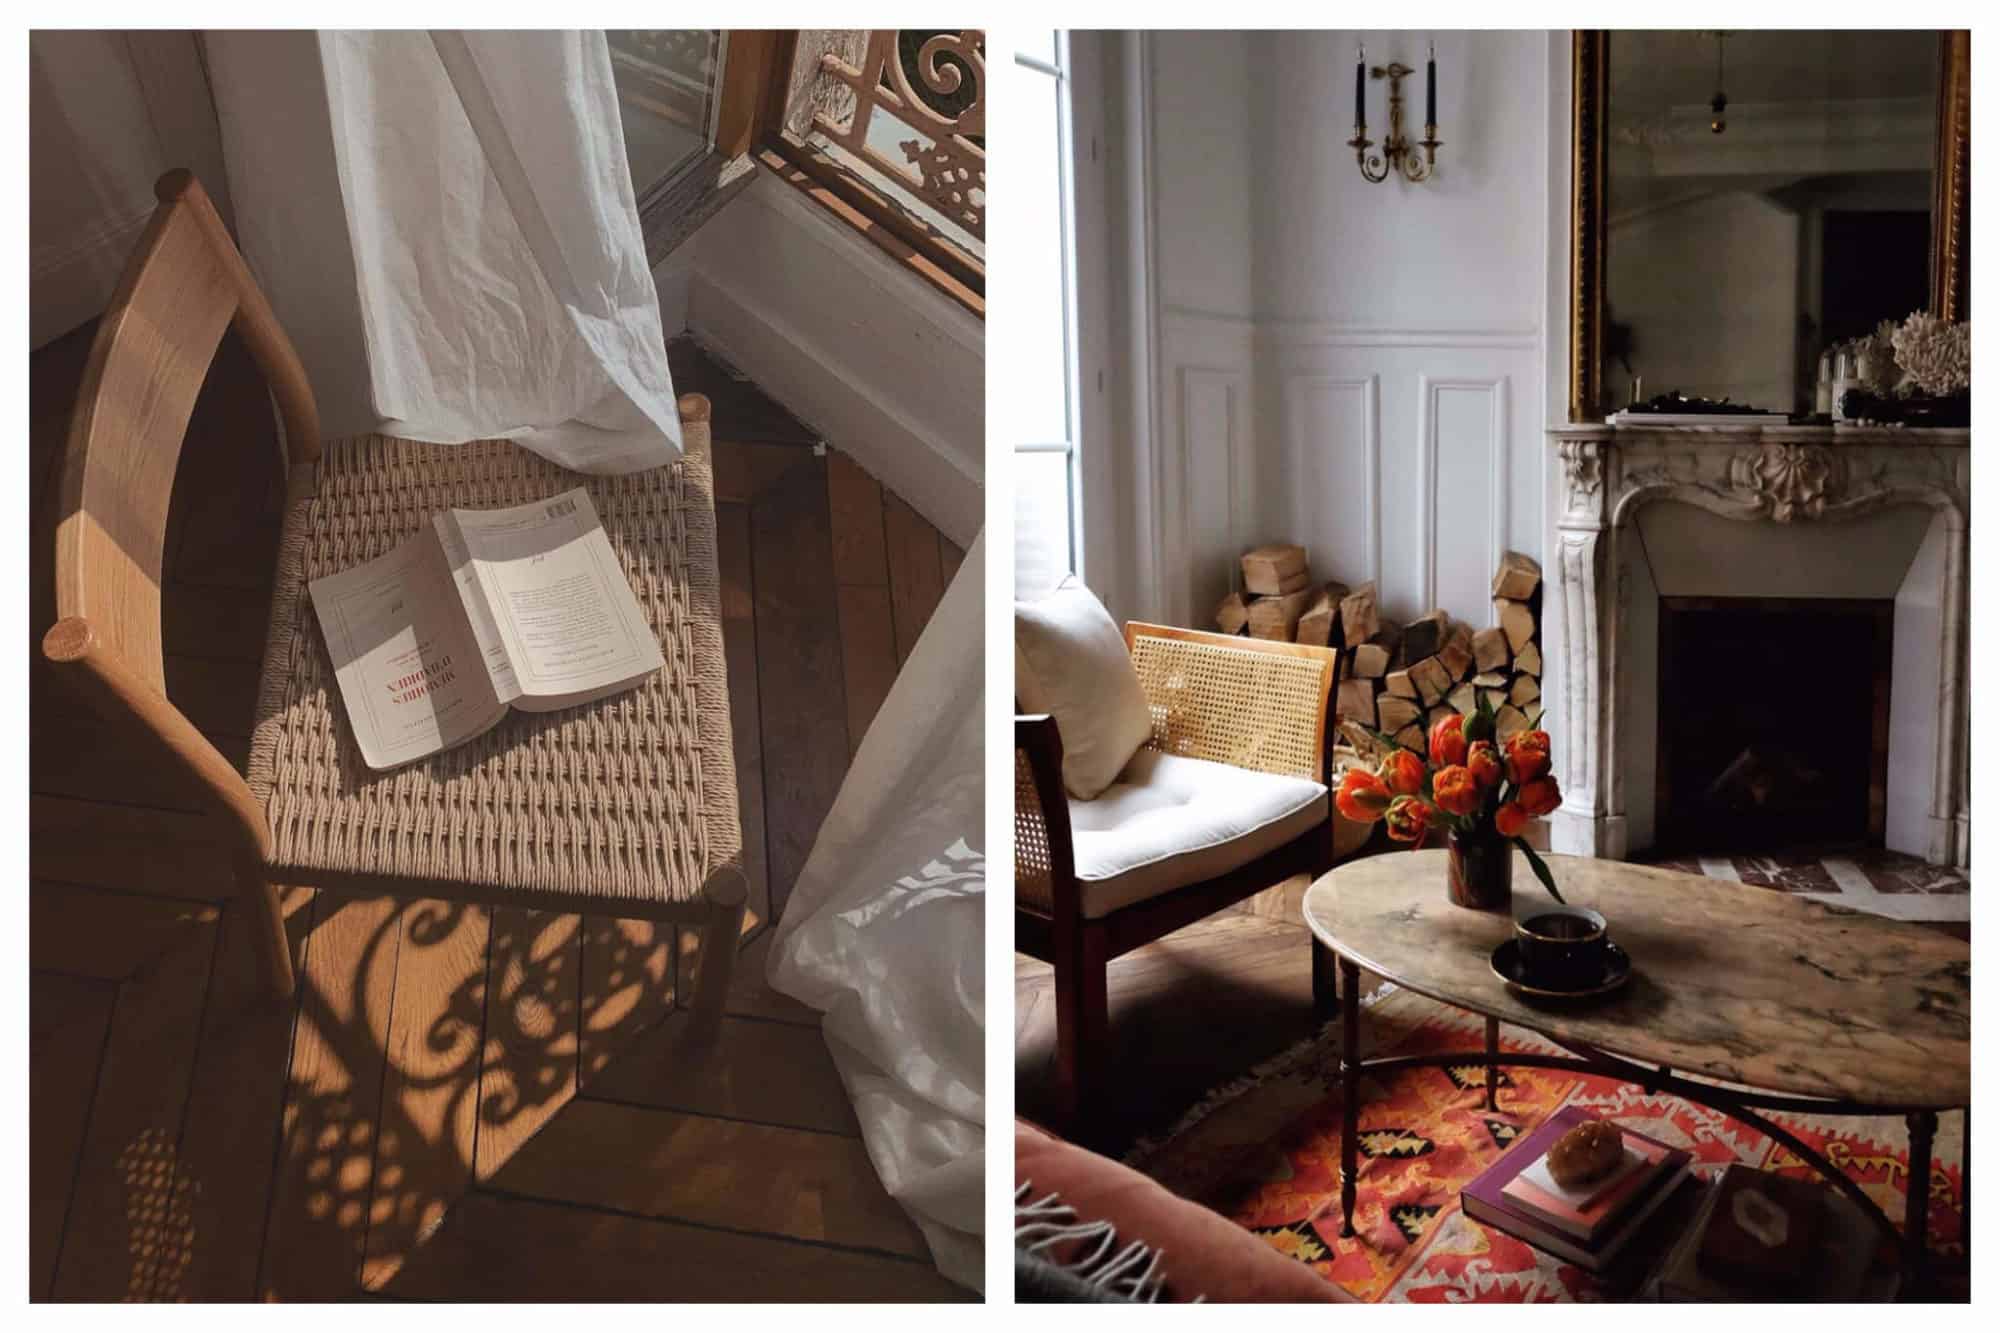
[767,532,986,1293]
[207,30,680,473]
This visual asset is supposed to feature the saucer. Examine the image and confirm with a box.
[1490,938,1632,999]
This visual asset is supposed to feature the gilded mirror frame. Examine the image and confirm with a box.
[1567,29,1969,422]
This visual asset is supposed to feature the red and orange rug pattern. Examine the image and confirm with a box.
[1129,988,1966,1302]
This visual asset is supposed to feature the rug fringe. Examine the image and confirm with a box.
[1123,981,1400,1170]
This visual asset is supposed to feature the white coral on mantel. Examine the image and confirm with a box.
[1890,311,1971,396]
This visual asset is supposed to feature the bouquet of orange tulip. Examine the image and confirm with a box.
[1333,696,1565,910]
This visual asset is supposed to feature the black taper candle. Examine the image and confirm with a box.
[1355,45,1366,129]
[1426,41,1437,127]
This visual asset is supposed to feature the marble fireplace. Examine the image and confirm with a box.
[1548,423,1969,869]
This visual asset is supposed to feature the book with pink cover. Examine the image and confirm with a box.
[1466,1106,1686,1240]
[1504,1131,1674,1239]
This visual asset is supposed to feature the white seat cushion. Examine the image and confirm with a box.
[1015,577,1153,800]
[1068,749,1328,919]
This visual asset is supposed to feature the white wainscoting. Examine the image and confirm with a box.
[1256,318,1542,632]
[1154,307,1544,634]
[1157,308,1255,626]
[682,173,984,548]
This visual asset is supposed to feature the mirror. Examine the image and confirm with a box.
[1569,30,1968,420]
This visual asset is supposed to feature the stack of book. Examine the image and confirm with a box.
[1462,1106,1693,1274]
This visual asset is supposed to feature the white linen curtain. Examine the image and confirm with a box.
[205,30,680,473]
[767,532,987,1293]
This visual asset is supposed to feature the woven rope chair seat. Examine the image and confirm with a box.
[246,433,740,913]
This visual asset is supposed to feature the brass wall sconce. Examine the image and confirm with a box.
[1347,41,1442,183]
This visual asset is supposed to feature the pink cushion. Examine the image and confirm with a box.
[1015,1119,1350,1303]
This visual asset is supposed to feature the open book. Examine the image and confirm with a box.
[309,487,665,769]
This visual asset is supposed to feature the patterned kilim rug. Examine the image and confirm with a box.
[1128,987,1967,1302]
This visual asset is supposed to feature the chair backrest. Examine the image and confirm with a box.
[42,169,320,863]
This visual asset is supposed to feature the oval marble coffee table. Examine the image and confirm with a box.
[1303,851,1969,1287]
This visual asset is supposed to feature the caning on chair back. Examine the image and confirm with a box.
[1014,714,1073,918]
[1123,623,1337,783]
[42,170,321,863]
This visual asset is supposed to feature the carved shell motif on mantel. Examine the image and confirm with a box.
[1726,443,1847,522]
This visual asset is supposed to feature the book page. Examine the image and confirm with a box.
[447,488,664,707]
[434,510,521,703]
[308,530,510,769]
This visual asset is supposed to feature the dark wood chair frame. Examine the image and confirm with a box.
[1015,622,1348,1141]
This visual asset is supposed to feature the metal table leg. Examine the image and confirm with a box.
[1339,955,1361,1238]
[1484,1016,1500,1112]
[1906,1109,1937,1291]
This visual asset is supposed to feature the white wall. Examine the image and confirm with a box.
[1127,29,1555,634]
[30,31,232,347]
[679,174,984,548]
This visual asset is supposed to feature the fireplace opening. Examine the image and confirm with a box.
[1654,596,1893,856]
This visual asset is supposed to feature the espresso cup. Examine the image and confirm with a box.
[1514,906,1609,986]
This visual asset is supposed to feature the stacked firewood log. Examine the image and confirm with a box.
[1216,546,1546,761]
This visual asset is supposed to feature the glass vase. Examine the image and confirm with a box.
[1446,824,1513,912]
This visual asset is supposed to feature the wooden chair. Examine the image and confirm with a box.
[1015,622,1343,1140]
[42,170,747,1033]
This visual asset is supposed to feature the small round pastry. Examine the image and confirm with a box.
[1545,1120,1623,1190]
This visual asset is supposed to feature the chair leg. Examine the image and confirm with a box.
[691,867,749,1039]
[236,856,295,1002]
[1052,919,1110,1145]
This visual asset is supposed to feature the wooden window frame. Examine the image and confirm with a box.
[720,30,984,318]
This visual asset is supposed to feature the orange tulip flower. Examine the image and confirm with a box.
[1465,739,1503,789]
[1378,748,1424,796]
[1384,794,1432,844]
[1494,801,1528,838]
[1429,713,1468,767]
[1432,764,1481,817]
[1503,729,1552,785]
[1335,768,1392,823]
[1517,774,1562,817]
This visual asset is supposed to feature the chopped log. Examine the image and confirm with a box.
[1516,640,1542,677]
[1377,694,1422,735]
[1403,609,1448,664]
[1480,688,1508,713]
[1408,655,1452,706]
[1491,550,1543,602]
[1247,588,1314,640]
[1472,671,1507,688]
[1494,704,1529,741]
[1339,582,1380,648]
[1351,642,1391,678]
[1394,724,1427,756]
[1215,591,1250,635]
[1293,582,1349,647]
[1274,567,1312,596]
[1439,626,1475,681]
[1384,670,1418,699]
[1525,701,1545,727]
[1494,598,1535,653]
[1241,543,1308,595]
[1472,626,1510,674]
[1447,681,1477,715]
[1509,675,1541,707]
[1336,677,1377,729]
[1369,620,1405,669]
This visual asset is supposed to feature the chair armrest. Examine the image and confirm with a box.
[1122,622,1337,784]
[1015,713,1077,919]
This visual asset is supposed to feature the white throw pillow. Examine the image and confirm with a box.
[1015,577,1154,800]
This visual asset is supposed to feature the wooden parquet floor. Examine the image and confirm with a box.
[29,326,971,1301]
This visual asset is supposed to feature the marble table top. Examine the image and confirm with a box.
[1304,852,1969,1108]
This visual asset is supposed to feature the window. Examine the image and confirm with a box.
[608,30,723,205]
[1009,32,1079,598]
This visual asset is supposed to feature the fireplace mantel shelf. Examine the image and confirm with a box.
[1545,420,1968,869]
[1554,422,1969,449]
